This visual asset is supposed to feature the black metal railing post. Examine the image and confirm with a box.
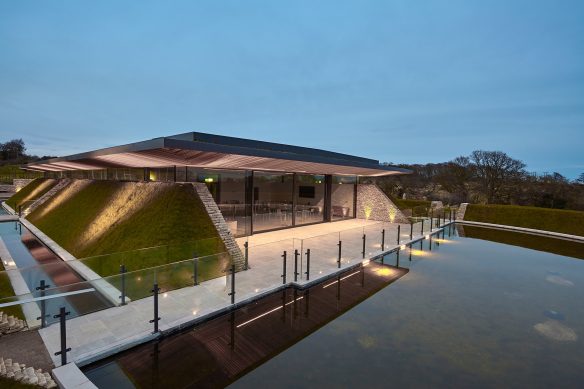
[281,251,287,284]
[421,219,425,236]
[305,249,310,281]
[53,307,71,366]
[244,241,249,270]
[337,240,342,268]
[396,249,400,268]
[35,280,50,328]
[362,234,366,259]
[228,264,235,304]
[192,257,199,286]
[294,249,299,282]
[150,283,160,333]
[119,264,127,305]
[381,229,385,251]
[18,205,22,217]
[410,222,413,239]
[397,225,401,244]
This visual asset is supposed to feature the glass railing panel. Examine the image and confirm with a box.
[299,231,342,280]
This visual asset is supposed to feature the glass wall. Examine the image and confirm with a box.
[331,175,356,220]
[294,174,325,225]
[252,172,294,232]
[187,168,250,237]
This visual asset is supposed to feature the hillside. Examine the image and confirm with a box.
[5,178,57,211]
[26,180,226,276]
[464,204,584,237]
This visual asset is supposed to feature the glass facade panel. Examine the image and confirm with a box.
[252,172,293,232]
[331,175,356,220]
[294,174,325,225]
[149,167,175,182]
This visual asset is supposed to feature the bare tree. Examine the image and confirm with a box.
[469,150,526,203]
[435,156,474,202]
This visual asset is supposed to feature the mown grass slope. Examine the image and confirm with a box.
[0,258,25,320]
[27,181,225,278]
[465,204,584,237]
[5,178,57,211]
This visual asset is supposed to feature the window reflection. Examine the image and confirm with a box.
[295,174,325,225]
[252,172,294,232]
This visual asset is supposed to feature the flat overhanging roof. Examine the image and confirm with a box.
[24,132,411,177]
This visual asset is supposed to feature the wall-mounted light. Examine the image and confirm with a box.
[204,177,214,183]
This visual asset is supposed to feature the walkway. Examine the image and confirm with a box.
[38,219,437,367]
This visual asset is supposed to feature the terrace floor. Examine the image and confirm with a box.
[38,218,432,367]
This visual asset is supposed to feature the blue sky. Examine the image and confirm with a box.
[1,0,583,177]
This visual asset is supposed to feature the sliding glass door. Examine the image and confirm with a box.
[252,172,294,232]
[294,174,325,225]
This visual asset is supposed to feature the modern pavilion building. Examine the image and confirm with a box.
[24,132,410,236]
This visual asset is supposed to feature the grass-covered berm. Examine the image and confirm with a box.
[464,204,584,237]
[4,178,58,211]
[25,180,229,299]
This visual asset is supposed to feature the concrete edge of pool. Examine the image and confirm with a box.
[458,220,584,242]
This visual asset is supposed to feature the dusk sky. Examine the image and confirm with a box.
[1,0,583,177]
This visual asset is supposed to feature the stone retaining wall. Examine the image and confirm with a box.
[0,357,56,388]
[457,203,469,220]
[356,184,409,223]
[192,183,245,271]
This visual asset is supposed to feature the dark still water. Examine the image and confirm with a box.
[85,225,584,388]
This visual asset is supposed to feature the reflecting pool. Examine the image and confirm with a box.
[85,225,584,388]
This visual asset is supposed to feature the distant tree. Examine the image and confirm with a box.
[469,150,526,203]
[435,156,474,202]
[1,139,26,160]
[577,173,584,185]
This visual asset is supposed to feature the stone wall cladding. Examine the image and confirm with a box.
[192,183,245,271]
[24,179,71,216]
[356,184,409,224]
[457,203,469,220]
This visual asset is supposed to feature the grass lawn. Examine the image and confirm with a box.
[4,178,57,211]
[464,204,584,237]
[0,258,25,320]
[0,165,43,184]
[27,181,227,284]
[461,225,584,260]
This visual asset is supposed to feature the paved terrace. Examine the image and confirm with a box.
[38,218,439,367]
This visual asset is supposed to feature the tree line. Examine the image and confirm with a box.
[375,150,584,211]
[0,138,55,165]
